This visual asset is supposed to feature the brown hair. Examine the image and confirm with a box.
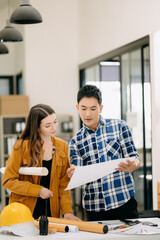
[20,104,55,166]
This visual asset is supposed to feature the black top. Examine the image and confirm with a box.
[33,159,52,219]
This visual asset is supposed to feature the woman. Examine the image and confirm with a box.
[2,104,79,220]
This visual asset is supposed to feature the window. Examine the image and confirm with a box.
[0,72,23,96]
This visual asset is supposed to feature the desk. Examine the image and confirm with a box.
[0,218,160,240]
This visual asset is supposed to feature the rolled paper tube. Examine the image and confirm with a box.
[34,221,68,233]
[0,167,49,176]
[68,225,78,232]
[18,167,48,176]
[48,217,108,234]
[0,167,5,174]
[53,223,78,232]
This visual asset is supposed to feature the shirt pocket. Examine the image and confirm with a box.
[56,152,66,177]
[22,158,30,167]
[82,152,98,165]
[105,139,121,158]
[11,193,26,203]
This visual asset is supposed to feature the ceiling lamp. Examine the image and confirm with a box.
[0,20,23,42]
[0,43,9,54]
[10,0,42,24]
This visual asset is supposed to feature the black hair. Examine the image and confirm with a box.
[77,85,102,105]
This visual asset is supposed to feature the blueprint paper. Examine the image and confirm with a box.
[109,222,160,235]
[0,167,48,176]
[65,157,135,190]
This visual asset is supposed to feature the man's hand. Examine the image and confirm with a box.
[115,158,140,172]
[64,213,82,221]
[39,187,53,199]
[66,164,76,178]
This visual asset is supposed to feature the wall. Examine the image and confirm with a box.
[78,0,160,63]
[23,0,79,131]
[150,32,160,209]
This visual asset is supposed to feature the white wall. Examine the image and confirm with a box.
[78,0,160,63]
[23,0,79,132]
[150,32,160,209]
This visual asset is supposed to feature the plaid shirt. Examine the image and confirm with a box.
[69,115,139,212]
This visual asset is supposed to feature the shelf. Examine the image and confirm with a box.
[57,132,73,136]
[56,114,74,143]
[3,117,26,134]
[0,113,28,209]
[3,134,21,138]
[5,193,9,198]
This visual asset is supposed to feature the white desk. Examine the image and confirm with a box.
[0,218,160,240]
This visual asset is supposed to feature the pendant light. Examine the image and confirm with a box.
[10,0,42,24]
[0,1,23,42]
[0,43,9,54]
[0,19,23,42]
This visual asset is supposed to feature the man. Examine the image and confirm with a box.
[67,85,140,221]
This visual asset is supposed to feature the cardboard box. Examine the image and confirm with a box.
[0,95,29,115]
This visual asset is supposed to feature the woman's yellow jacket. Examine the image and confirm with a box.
[2,137,73,218]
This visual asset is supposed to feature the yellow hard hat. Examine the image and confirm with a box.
[0,202,34,227]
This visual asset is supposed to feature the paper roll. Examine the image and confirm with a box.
[0,167,5,174]
[48,217,108,234]
[0,167,48,176]
[52,223,78,232]
[34,221,69,233]
[18,167,48,176]
[68,225,78,232]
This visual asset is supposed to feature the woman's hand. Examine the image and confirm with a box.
[66,164,76,178]
[38,187,53,199]
[115,158,140,172]
[64,213,82,221]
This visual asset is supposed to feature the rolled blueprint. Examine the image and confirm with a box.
[34,221,69,232]
[67,225,78,232]
[53,223,78,232]
[48,217,108,234]
[0,167,48,176]
[0,167,5,174]
[65,157,135,190]
[18,167,48,176]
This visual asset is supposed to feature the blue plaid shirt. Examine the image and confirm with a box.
[69,115,139,212]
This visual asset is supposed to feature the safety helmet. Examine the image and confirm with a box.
[0,202,38,236]
[0,202,34,226]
